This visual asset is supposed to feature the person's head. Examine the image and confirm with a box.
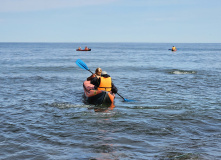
[95,68,102,76]
[101,71,108,76]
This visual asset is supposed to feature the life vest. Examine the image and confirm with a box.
[172,47,176,51]
[97,77,112,92]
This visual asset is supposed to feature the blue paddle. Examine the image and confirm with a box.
[116,93,136,102]
[76,59,93,74]
[75,59,135,102]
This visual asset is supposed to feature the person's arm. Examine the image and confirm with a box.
[90,77,100,89]
[87,74,96,81]
[111,82,118,93]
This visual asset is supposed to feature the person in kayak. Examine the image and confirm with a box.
[87,67,102,81]
[90,71,118,94]
[84,46,89,50]
[172,46,176,51]
[78,47,81,50]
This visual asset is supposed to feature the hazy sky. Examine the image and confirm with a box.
[0,0,221,43]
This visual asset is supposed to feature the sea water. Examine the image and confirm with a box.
[0,43,221,159]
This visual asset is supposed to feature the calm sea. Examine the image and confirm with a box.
[0,43,221,160]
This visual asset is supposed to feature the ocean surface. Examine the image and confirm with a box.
[0,42,221,160]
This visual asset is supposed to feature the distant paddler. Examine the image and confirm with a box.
[172,46,177,51]
[84,46,89,51]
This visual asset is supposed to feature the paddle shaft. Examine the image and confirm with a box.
[116,93,126,101]
[88,70,93,74]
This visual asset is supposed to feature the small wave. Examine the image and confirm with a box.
[49,102,90,109]
[156,152,201,160]
[169,70,197,74]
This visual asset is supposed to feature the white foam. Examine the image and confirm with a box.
[172,71,196,74]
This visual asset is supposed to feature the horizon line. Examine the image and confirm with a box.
[0,42,221,44]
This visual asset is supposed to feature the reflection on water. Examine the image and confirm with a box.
[93,103,115,112]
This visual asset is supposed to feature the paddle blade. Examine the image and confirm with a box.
[123,98,136,102]
[117,93,136,102]
[76,59,89,71]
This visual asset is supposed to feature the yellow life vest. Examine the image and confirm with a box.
[172,47,176,51]
[97,77,112,92]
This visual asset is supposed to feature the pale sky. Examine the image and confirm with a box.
[0,0,221,43]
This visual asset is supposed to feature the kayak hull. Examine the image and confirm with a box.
[83,81,115,105]
[76,49,91,51]
[168,49,177,51]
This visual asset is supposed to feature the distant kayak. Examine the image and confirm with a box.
[168,49,177,51]
[76,49,91,51]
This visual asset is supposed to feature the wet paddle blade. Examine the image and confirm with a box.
[123,98,136,102]
[76,59,89,71]
[117,93,136,102]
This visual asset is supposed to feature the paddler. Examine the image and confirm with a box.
[91,71,118,94]
[87,67,102,81]
[172,46,176,51]
[84,46,89,50]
